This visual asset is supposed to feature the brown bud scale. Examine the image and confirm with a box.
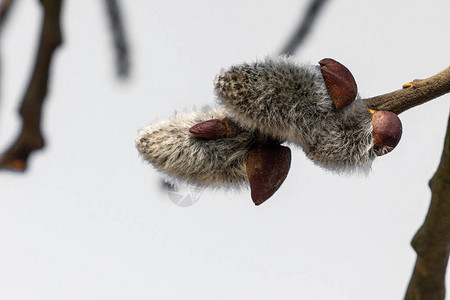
[319,58,358,110]
[189,119,230,139]
[246,143,291,205]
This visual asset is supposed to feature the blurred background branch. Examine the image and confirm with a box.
[0,0,63,171]
[0,0,130,171]
[0,0,15,28]
[104,0,130,79]
[279,0,329,55]
[0,0,16,107]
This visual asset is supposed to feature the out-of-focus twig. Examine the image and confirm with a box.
[104,0,130,78]
[0,0,14,28]
[0,0,63,171]
[279,0,329,55]
[403,112,450,300]
[1,0,16,108]
[365,66,450,115]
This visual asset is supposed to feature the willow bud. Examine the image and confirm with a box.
[372,111,403,156]
[319,58,358,109]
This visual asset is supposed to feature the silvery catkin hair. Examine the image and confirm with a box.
[136,107,256,187]
[215,56,376,171]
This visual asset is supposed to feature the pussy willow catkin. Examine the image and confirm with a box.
[136,107,256,187]
[136,56,402,204]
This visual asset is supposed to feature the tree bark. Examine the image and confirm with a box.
[403,113,450,300]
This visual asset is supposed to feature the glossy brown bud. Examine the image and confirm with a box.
[246,143,291,205]
[189,119,230,139]
[319,58,358,109]
[372,111,402,156]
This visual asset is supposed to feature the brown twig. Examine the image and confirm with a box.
[362,66,450,299]
[279,0,329,55]
[104,0,130,78]
[364,66,450,115]
[0,0,63,171]
[362,65,450,299]
[403,113,450,300]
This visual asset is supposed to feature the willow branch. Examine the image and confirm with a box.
[0,0,63,171]
[403,113,450,300]
[364,66,450,114]
[362,66,450,299]
[279,0,329,55]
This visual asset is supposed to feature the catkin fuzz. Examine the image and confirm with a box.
[136,107,256,187]
[215,56,376,172]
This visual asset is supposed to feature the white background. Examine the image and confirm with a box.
[1,0,449,299]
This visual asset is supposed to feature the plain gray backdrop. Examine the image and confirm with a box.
[1,0,449,299]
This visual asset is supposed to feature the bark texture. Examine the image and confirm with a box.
[365,67,450,115]
[404,114,450,300]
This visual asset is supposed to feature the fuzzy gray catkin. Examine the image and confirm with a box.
[215,56,376,172]
[136,107,256,187]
